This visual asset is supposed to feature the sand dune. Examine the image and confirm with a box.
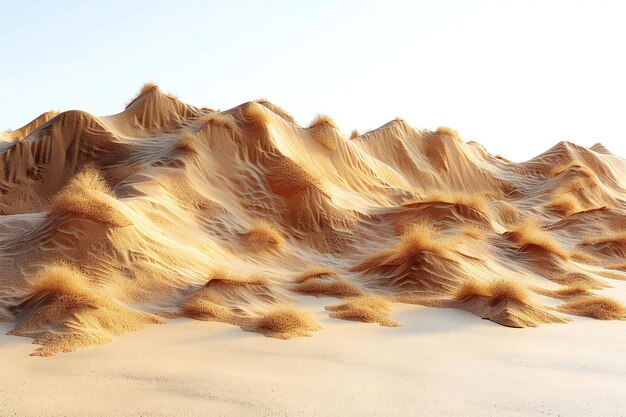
[1,84,625,355]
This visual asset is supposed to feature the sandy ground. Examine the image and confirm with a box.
[2,293,625,417]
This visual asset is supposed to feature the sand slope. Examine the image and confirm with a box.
[1,84,625,355]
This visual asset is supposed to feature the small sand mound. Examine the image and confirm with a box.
[180,297,235,323]
[558,295,626,320]
[488,300,569,328]
[454,278,568,327]
[580,232,626,259]
[455,279,530,304]
[425,190,490,214]
[550,163,595,177]
[582,232,626,246]
[174,133,199,155]
[9,264,162,356]
[206,269,269,287]
[309,114,338,129]
[296,266,337,279]
[123,82,159,109]
[435,126,462,141]
[454,281,491,299]
[243,221,285,250]
[506,219,570,260]
[353,221,455,271]
[548,191,583,217]
[293,267,363,298]
[325,295,399,327]
[533,284,592,300]
[246,306,321,339]
[308,115,340,150]
[265,156,318,197]
[179,269,275,326]
[50,166,132,227]
[487,279,530,306]
[198,112,240,133]
[551,272,609,289]
[255,99,295,124]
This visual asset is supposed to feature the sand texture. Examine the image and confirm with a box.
[1,84,626,356]
[2,295,626,416]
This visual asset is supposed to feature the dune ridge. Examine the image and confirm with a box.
[1,84,626,355]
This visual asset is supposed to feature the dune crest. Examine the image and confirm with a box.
[1,84,626,355]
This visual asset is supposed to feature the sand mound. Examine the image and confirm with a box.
[533,284,592,300]
[579,232,626,260]
[325,295,399,327]
[308,114,340,150]
[265,156,319,197]
[353,221,455,271]
[8,264,162,356]
[505,219,570,260]
[454,279,533,306]
[1,84,625,354]
[180,296,235,323]
[485,279,531,305]
[557,295,626,320]
[121,83,201,130]
[453,279,569,327]
[351,221,462,295]
[454,280,492,299]
[243,221,285,250]
[50,166,132,227]
[549,272,610,290]
[174,133,200,156]
[293,267,364,298]
[424,190,491,214]
[178,269,279,328]
[245,306,322,339]
[255,99,295,124]
[180,281,322,341]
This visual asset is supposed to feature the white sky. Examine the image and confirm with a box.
[1,0,625,161]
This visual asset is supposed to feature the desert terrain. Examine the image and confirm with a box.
[1,84,625,416]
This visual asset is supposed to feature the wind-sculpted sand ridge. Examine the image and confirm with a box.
[1,84,625,355]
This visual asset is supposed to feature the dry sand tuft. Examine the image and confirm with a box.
[9,263,162,356]
[558,295,626,320]
[243,221,285,250]
[50,166,132,227]
[293,267,363,298]
[326,295,400,327]
[248,306,322,339]
[455,279,530,305]
[507,219,570,259]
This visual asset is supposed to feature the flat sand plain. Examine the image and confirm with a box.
[2,288,625,417]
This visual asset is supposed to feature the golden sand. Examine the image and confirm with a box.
[0,83,625,354]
